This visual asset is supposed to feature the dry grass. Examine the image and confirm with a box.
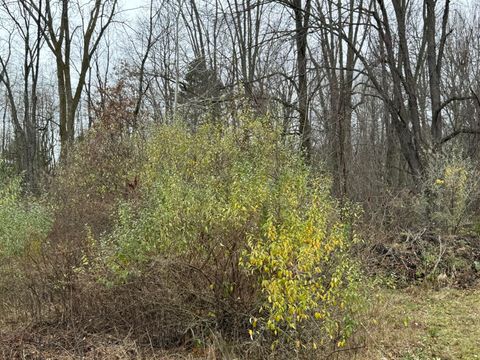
[1,284,480,359]
[0,326,220,360]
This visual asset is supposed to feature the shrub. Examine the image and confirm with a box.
[244,180,363,350]
[34,118,145,324]
[6,108,145,326]
[419,147,480,235]
[0,160,52,318]
[366,148,480,288]
[0,161,52,259]
[96,116,362,352]
[52,121,143,242]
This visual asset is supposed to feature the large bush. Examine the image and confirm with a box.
[32,116,146,327]
[94,117,362,353]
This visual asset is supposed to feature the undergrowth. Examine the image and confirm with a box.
[0,115,365,359]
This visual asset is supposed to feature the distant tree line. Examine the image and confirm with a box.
[1,0,479,199]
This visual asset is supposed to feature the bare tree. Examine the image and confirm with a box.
[310,0,367,196]
[0,1,45,190]
[19,0,118,157]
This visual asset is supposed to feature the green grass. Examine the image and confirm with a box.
[358,285,480,360]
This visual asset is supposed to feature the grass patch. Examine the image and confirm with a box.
[359,285,480,359]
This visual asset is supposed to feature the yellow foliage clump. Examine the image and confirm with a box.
[243,175,362,347]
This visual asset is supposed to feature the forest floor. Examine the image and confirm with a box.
[1,285,479,359]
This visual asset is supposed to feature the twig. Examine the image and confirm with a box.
[428,236,445,278]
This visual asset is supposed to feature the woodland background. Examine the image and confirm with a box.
[1,0,480,359]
